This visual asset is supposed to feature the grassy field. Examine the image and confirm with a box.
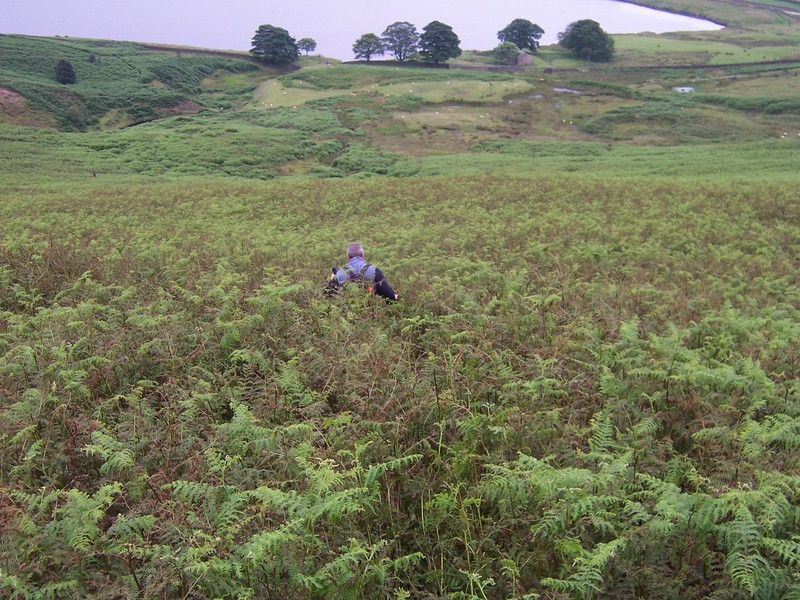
[1,1,800,598]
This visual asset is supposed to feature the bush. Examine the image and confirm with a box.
[331,143,401,174]
[493,42,520,65]
[55,59,77,84]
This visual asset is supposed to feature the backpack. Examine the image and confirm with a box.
[323,264,372,297]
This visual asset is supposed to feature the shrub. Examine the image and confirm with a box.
[55,59,77,84]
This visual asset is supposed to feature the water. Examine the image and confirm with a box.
[273,0,723,60]
[4,0,723,61]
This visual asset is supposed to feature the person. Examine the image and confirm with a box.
[333,242,398,301]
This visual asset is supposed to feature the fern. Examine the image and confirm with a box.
[725,552,770,596]
[106,513,157,542]
[83,429,135,475]
[238,527,299,564]
[45,483,122,552]
[168,479,216,504]
[361,453,423,488]
[588,410,616,455]
[542,538,627,599]
[305,487,369,525]
[761,537,800,568]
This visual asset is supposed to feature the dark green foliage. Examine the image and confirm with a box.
[497,18,545,52]
[688,93,800,114]
[331,142,402,175]
[384,94,425,111]
[352,33,385,61]
[0,35,261,130]
[419,21,462,64]
[493,42,520,65]
[298,37,317,56]
[54,59,76,84]
[278,63,516,92]
[381,22,419,62]
[559,19,615,62]
[250,24,299,64]
[581,102,699,134]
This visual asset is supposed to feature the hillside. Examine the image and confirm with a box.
[2,3,800,181]
[1,2,800,599]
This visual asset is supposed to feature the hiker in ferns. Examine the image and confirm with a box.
[327,242,398,301]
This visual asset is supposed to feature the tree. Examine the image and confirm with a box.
[297,37,317,56]
[352,33,385,62]
[497,18,545,52]
[55,59,77,84]
[558,19,615,62]
[381,22,419,61]
[419,21,461,64]
[250,24,299,64]
[493,42,520,65]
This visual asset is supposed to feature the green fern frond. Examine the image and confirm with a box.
[781,583,800,600]
[34,579,81,598]
[48,483,122,551]
[239,527,299,564]
[0,572,34,599]
[390,551,424,573]
[363,453,423,488]
[531,510,567,541]
[169,480,215,504]
[83,430,135,475]
[760,414,800,450]
[725,551,770,595]
[761,537,800,568]
[478,464,528,504]
[216,493,248,532]
[622,500,652,525]
[588,410,616,454]
[726,504,762,555]
[305,487,368,525]
[247,485,297,513]
[544,538,626,598]
[107,513,157,541]
[631,417,660,438]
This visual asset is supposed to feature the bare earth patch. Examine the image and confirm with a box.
[0,88,28,114]
[0,88,54,127]
[159,100,202,116]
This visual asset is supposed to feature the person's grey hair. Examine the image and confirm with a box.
[346,242,364,258]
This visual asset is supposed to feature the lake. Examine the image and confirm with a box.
[4,0,724,61]
[274,0,724,60]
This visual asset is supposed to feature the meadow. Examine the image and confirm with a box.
[1,1,800,598]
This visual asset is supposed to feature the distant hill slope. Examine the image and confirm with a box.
[0,35,277,130]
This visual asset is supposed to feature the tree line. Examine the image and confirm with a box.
[49,17,614,87]
[249,18,615,67]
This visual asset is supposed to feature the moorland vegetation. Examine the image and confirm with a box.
[1,0,799,598]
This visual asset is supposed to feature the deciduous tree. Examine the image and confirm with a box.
[250,24,299,64]
[558,19,615,62]
[381,22,419,62]
[352,33,385,62]
[419,21,461,64]
[497,18,544,52]
[297,37,317,56]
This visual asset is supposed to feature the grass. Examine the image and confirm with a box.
[0,34,270,130]
[255,66,533,108]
